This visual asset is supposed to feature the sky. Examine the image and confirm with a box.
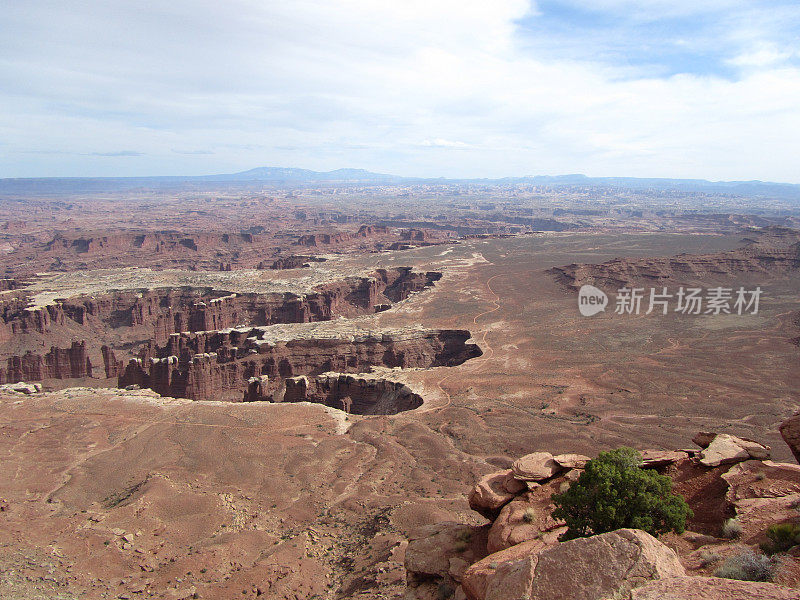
[1,0,800,181]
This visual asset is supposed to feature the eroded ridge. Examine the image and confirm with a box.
[119,327,481,406]
[549,227,800,290]
[0,267,441,384]
[284,373,423,415]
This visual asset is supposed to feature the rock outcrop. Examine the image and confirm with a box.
[260,255,327,270]
[641,450,690,467]
[283,373,423,414]
[779,412,800,464]
[511,452,563,481]
[485,482,567,554]
[694,432,770,467]
[44,231,262,256]
[549,228,800,290]
[295,225,391,247]
[552,453,590,469]
[0,267,442,385]
[462,529,684,600]
[404,522,489,600]
[0,342,92,383]
[1,268,439,339]
[468,469,526,518]
[120,328,481,403]
[0,381,42,394]
[408,432,800,600]
[461,540,548,600]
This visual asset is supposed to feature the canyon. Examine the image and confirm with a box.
[1,179,800,600]
[0,268,464,406]
[118,327,480,406]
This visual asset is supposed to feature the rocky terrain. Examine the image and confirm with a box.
[4,225,450,276]
[119,327,480,405]
[1,181,800,599]
[404,429,800,600]
[0,267,446,391]
[4,179,799,278]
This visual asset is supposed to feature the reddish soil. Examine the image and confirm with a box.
[1,185,799,598]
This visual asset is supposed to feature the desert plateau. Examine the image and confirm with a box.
[4,1,800,598]
[0,173,798,600]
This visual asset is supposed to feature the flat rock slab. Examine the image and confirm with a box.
[630,576,800,599]
[641,450,689,468]
[553,453,590,469]
[512,452,562,481]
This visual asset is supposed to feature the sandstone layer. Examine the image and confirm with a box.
[0,267,442,386]
[549,228,800,290]
[119,327,480,405]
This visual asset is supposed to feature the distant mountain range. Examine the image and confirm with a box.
[2,167,800,199]
[210,167,402,183]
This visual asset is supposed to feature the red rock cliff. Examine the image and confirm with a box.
[119,328,481,402]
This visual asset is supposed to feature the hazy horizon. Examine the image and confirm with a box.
[5,165,800,187]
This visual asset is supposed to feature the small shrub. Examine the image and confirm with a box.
[698,549,722,567]
[714,550,777,582]
[721,517,743,539]
[522,507,536,523]
[762,522,800,554]
[453,540,468,553]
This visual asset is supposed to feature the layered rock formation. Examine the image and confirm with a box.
[283,373,423,414]
[0,268,439,338]
[550,228,800,290]
[295,225,389,247]
[44,231,263,256]
[0,267,442,384]
[260,255,327,270]
[119,328,480,405]
[8,217,430,275]
[0,341,92,384]
[0,295,68,340]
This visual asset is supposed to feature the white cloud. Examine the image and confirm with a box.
[728,43,794,67]
[1,0,800,181]
[420,139,473,148]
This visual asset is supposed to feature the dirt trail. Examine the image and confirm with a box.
[425,273,505,413]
